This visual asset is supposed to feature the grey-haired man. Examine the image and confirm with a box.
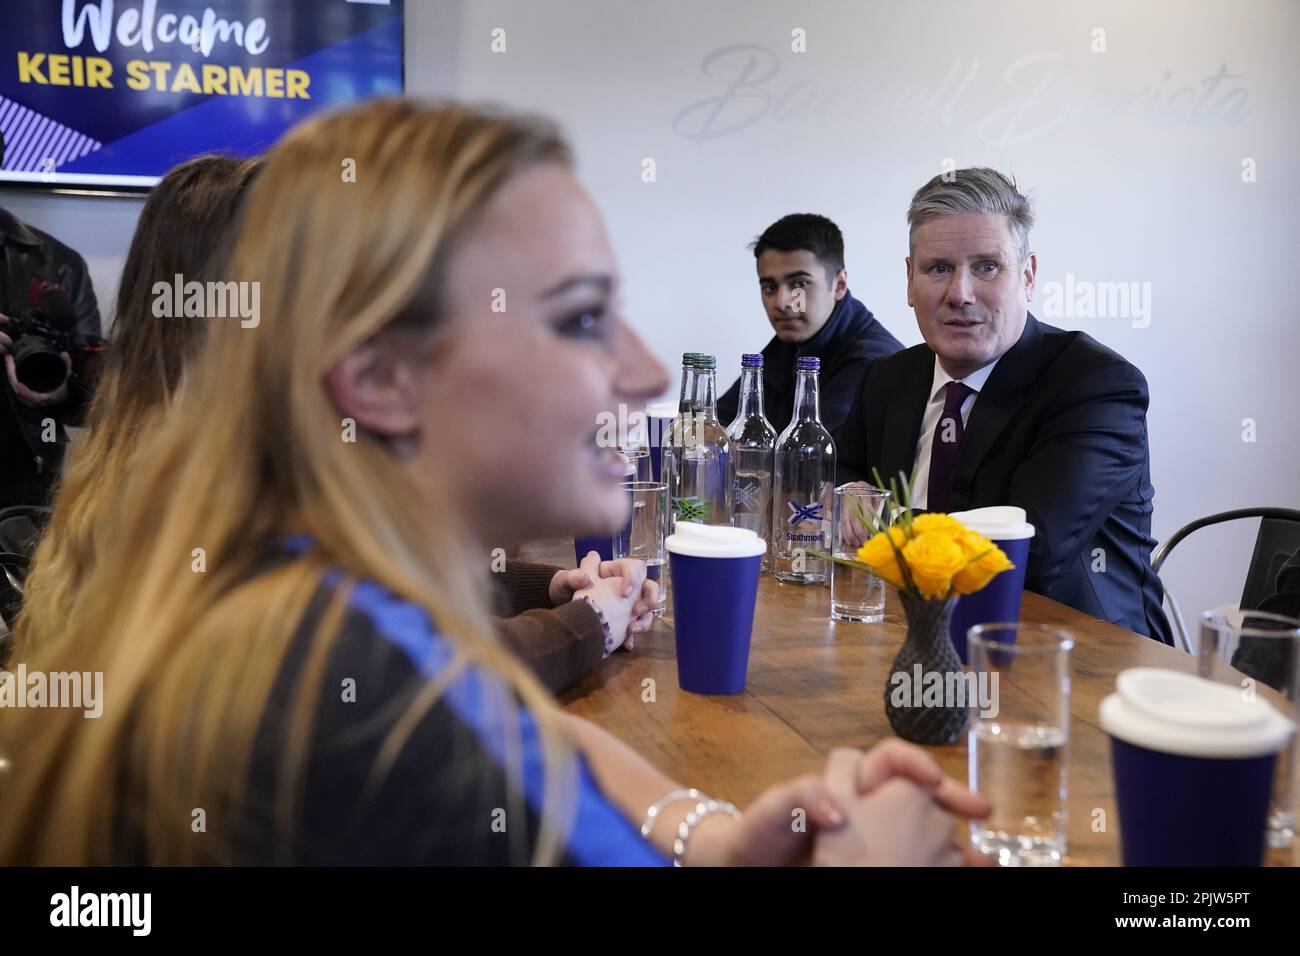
[835,167,1171,644]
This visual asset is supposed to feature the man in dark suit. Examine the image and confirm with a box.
[717,213,902,434]
[835,168,1172,644]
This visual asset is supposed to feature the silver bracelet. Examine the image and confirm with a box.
[672,799,742,867]
[640,787,700,838]
[576,594,616,658]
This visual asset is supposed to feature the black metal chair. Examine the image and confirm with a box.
[0,552,30,666]
[0,506,49,665]
[1152,508,1300,653]
[0,505,50,552]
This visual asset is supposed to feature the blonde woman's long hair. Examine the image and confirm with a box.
[15,155,261,658]
[0,99,578,865]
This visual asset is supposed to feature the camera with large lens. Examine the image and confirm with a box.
[3,286,106,396]
[6,316,76,393]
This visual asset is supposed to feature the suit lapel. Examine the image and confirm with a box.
[878,347,933,490]
[949,315,1043,509]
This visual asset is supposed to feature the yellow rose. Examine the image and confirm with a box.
[951,531,1015,594]
[856,527,906,589]
[910,513,965,537]
[955,529,993,558]
[901,532,966,600]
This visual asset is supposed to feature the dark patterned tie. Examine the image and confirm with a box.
[926,381,974,514]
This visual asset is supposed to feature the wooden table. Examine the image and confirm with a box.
[529,540,1298,866]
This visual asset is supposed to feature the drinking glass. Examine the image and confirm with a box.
[615,481,668,616]
[967,623,1074,866]
[831,484,890,623]
[620,444,653,483]
[1199,609,1300,847]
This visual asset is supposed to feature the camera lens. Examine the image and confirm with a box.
[12,335,68,393]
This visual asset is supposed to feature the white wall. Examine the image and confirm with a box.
[1,188,140,328]
[4,0,1297,621]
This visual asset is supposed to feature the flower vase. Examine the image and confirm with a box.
[884,592,968,745]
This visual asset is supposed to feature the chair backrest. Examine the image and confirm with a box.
[0,553,28,666]
[0,506,47,665]
[1154,508,1300,654]
[1241,517,1300,611]
[0,506,47,559]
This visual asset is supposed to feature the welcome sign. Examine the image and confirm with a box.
[0,0,405,191]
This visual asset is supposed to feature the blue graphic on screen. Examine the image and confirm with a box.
[0,0,405,190]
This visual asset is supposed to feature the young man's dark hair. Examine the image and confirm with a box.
[717,213,902,436]
[750,213,845,281]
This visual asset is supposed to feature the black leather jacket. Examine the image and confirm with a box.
[0,205,102,507]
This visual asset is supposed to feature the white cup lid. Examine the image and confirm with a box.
[1099,667,1295,758]
[646,400,677,419]
[667,523,766,558]
[948,505,1035,540]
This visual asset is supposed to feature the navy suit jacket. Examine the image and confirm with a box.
[717,291,902,435]
[834,315,1173,644]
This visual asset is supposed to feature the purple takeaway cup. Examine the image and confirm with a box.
[645,400,676,483]
[947,506,1035,664]
[666,523,766,695]
[1100,668,1295,867]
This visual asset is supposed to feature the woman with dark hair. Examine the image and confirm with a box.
[14,155,262,656]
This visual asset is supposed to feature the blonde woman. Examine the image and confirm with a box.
[0,100,988,865]
[12,154,649,696]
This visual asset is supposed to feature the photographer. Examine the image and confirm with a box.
[0,194,102,509]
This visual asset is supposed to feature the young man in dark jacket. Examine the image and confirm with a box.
[717,213,902,434]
